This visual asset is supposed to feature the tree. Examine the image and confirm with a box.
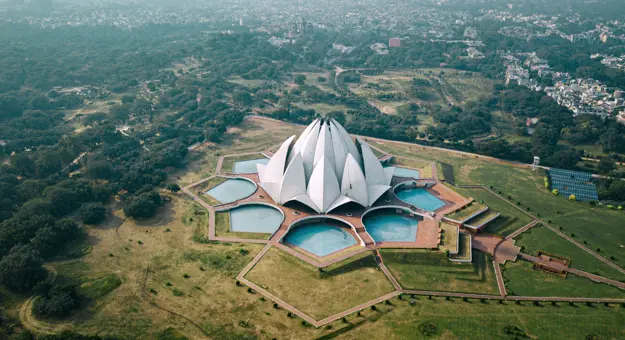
[600,128,625,152]
[232,91,253,106]
[277,98,291,110]
[204,127,222,142]
[33,284,80,318]
[31,219,82,258]
[598,157,616,174]
[121,95,135,104]
[294,74,306,85]
[80,203,106,225]
[166,183,180,193]
[123,191,163,219]
[0,245,47,292]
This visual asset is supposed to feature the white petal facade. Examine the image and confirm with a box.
[258,118,394,213]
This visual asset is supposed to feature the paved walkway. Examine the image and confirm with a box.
[476,186,625,276]
[493,261,506,296]
[519,253,625,290]
[178,119,625,329]
[506,220,540,240]
[471,234,520,264]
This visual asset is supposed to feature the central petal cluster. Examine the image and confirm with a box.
[257,118,394,213]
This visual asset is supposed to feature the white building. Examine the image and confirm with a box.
[258,118,394,214]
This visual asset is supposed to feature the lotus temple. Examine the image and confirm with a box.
[183,117,491,266]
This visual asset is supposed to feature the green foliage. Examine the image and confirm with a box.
[80,202,106,225]
[157,328,189,340]
[31,219,83,258]
[33,284,80,318]
[418,322,437,337]
[294,74,306,85]
[123,191,163,219]
[167,183,181,193]
[0,245,47,292]
[78,274,122,300]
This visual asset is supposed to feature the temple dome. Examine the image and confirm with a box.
[257,118,394,213]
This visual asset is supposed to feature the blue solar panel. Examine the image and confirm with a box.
[548,168,598,201]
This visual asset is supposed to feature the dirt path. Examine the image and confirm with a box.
[19,298,73,335]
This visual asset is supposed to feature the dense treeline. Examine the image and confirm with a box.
[0,24,258,304]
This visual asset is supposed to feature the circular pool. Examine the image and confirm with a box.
[363,214,418,243]
[284,223,357,257]
[230,204,283,234]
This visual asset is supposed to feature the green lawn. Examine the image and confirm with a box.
[245,248,395,319]
[214,211,270,240]
[456,187,534,237]
[381,249,499,295]
[337,295,625,340]
[375,141,625,268]
[439,223,458,254]
[502,261,625,298]
[515,225,625,281]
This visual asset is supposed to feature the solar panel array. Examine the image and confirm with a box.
[549,168,598,201]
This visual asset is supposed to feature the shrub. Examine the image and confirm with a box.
[166,183,181,193]
[123,191,163,219]
[0,245,47,292]
[33,284,80,318]
[79,202,106,224]
[418,322,437,337]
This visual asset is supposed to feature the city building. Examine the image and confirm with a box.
[389,37,401,47]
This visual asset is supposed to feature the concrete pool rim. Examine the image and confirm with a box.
[207,175,258,205]
[391,180,444,212]
[216,202,286,235]
[279,215,365,247]
[361,206,425,243]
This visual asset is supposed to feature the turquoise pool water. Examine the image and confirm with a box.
[363,214,418,242]
[395,188,445,211]
[205,179,256,204]
[392,167,421,179]
[230,205,283,234]
[233,158,269,174]
[284,223,357,257]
